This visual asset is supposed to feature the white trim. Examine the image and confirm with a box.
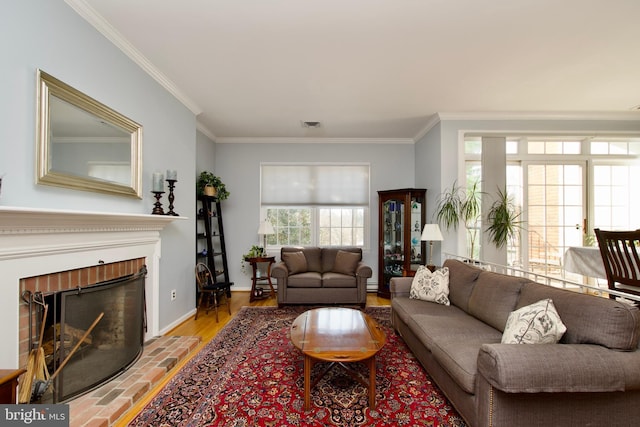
[215,137,414,144]
[64,0,202,115]
[196,122,217,142]
[413,113,442,142]
[437,111,640,122]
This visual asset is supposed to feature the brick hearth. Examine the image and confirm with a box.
[68,335,200,426]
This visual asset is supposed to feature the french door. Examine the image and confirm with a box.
[521,162,586,276]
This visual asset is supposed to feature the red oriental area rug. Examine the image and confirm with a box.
[129,306,466,427]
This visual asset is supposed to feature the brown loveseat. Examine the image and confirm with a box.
[391,258,640,427]
[271,246,371,307]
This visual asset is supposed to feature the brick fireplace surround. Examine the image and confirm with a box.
[0,206,190,423]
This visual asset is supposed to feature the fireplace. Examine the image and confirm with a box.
[32,266,147,402]
[0,206,181,374]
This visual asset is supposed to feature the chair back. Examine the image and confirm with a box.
[594,228,640,297]
[195,262,214,291]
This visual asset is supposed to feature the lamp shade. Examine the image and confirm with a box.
[257,220,275,235]
[421,224,443,241]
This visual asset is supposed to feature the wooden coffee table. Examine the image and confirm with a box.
[290,307,387,410]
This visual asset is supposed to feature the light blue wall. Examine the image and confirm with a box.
[213,141,415,288]
[1,1,197,332]
[196,130,216,175]
[415,122,445,265]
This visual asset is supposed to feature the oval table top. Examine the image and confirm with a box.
[290,307,387,363]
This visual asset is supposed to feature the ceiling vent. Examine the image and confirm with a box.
[301,121,322,128]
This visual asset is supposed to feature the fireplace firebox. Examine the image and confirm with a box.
[37,267,146,403]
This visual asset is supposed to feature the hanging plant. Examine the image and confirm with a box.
[485,187,523,249]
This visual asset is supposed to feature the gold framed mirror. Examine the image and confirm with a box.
[36,70,143,198]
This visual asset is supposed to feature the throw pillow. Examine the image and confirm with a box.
[282,251,307,275]
[409,266,450,306]
[333,250,360,276]
[501,298,567,344]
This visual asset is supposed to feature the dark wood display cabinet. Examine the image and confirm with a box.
[377,188,426,298]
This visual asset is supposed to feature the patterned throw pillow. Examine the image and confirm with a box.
[409,266,450,306]
[501,298,567,344]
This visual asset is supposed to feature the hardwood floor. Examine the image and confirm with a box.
[114,291,390,426]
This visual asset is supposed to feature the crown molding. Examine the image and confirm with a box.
[214,137,415,144]
[412,114,442,142]
[65,0,202,115]
[196,122,217,142]
[436,111,640,122]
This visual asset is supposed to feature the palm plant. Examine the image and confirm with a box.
[435,180,483,257]
[485,187,523,249]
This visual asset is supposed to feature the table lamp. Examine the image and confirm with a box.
[257,220,275,252]
[421,224,443,271]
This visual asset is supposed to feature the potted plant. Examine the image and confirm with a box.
[485,187,523,249]
[197,171,230,200]
[435,180,482,257]
[241,245,264,274]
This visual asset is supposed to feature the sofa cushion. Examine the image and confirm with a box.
[468,271,529,331]
[333,250,360,276]
[321,247,361,273]
[518,282,640,351]
[410,266,450,306]
[322,272,358,288]
[406,306,503,354]
[502,299,567,344]
[282,251,308,274]
[403,304,502,394]
[443,259,482,312]
[301,247,322,272]
[287,272,322,288]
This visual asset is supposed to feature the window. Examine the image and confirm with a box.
[593,163,640,230]
[261,164,369,249]
[464,134,640,276]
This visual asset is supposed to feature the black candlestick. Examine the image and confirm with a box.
[151,191,165,215]
[166,179,178,216]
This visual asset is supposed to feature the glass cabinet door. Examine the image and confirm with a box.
[378,189,426,298]
[382,197,405,288]
[409,196,424,272]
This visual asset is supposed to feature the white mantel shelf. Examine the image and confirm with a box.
[0,206,187,234]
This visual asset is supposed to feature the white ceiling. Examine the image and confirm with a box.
[74,0,640,141]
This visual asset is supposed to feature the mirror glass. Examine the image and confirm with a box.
[37,70,142,198]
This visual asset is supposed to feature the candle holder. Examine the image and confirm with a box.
[151,191,165,215]
[166,179,179,216]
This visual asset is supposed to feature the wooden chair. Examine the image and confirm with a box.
[195,262,231,322]
[594,228,640,302]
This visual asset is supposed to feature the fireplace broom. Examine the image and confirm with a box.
[18,302,49,404]
[30,311,104,403]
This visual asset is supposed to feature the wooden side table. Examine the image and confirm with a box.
[0,368,26,404]
[245,256,276,302]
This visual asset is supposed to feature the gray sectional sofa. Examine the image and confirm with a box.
[391,258,640,427]
[272,246,372,307]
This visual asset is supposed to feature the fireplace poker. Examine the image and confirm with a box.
[31,311,104,402]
